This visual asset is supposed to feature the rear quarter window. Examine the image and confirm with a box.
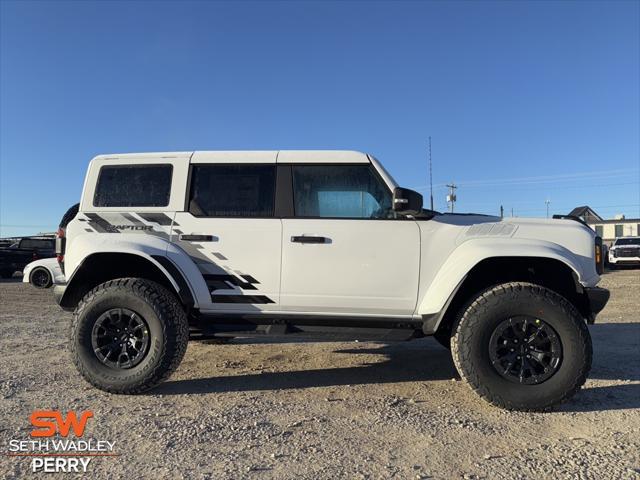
[93,164,173,207]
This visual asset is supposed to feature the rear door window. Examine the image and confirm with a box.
[188,164,276,217]
[94,165,173,207]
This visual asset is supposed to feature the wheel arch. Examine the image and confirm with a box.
[422,256,591,337]
[59,252,195,311]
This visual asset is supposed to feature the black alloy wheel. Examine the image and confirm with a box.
[91,308,150,369]
[488,316,562,385]
[31,268,52,288]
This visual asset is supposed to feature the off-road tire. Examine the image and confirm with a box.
[451,282,592,411]
[30,267,52,288]
[70,278,189,393]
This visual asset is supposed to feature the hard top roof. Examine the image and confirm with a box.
[93,150,370,164]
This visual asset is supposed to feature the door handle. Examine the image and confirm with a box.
[291,235,328,244]
[180,234,217,242]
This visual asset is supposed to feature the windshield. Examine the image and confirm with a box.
[614,238,640,246]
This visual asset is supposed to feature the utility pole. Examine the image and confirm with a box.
[545,199,551,218]
[428,137,434,211]
[446,183,457,213]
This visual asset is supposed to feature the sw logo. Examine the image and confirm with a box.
[7,410,116,473]
[30,410,93,438]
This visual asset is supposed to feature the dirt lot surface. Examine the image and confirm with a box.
[1,270,639,479]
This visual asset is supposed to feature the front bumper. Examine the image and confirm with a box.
[584,287,610,324]
[609,256,640,264]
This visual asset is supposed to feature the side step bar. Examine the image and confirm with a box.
[192,313,424,342]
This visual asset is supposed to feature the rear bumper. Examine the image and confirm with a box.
[584,287,610,323]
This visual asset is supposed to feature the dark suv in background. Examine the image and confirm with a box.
[0,236,56,278]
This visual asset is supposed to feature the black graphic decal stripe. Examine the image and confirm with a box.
[203,274,258,291]
[211,295,275,304]
[136,212,175,226]
[85,213,119,233]
[121,212,144,225]
[201,273,274,304]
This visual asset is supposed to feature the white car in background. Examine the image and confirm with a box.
[23,258,64,288]
[608,237,640,268]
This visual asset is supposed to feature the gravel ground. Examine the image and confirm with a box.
[1,269,639,479]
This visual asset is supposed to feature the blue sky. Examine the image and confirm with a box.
[1,0,638,237]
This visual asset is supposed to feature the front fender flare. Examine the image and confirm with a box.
[417,238,589,316]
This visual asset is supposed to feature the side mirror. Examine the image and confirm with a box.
[393,187,423,215]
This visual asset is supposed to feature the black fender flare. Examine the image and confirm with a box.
[57,253,195,310]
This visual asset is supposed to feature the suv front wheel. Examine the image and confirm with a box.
[70,278,189,393]
[451,282,592,411]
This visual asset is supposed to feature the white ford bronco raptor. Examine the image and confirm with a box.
[54,150,609,411]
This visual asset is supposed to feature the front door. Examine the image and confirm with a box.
[171,163,281,312]
[280,163,420,317]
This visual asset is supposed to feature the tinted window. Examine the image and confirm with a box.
[292,165,392,218]
[614,224,624,237]
[20,239,54,250]
[94,165,172,207]
[189,165,276,217]
[594,225,603,237]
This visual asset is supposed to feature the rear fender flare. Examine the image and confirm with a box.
[62,235,200,309]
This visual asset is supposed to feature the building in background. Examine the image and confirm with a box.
[568,206,640,245]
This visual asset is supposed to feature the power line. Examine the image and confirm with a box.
[413,168,639,190]
[445,168,639,187]
[489,204,640,215]
[446,181,639,192]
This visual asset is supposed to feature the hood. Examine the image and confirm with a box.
[433,213,596,264]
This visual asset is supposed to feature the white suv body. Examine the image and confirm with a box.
[55,150,609,411]
[60,150,601,318]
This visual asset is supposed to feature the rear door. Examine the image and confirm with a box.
[170,152,282,313]
[280,161,421,317]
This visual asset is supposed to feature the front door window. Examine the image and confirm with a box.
[292,165,393,219]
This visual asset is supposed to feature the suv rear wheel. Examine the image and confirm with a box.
[451,282,592,411]
[70,278,188,393]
